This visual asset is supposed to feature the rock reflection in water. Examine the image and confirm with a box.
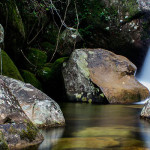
[38,127,64,150]
[139,120,150,148]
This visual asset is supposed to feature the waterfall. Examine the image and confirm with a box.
[136,48,150,104]
[137,48,150,90]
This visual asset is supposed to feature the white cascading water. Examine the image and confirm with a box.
[136,48,150,104]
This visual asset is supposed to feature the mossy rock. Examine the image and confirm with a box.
[38,57,68,82]
[1,50,24,81]
[21,70,42,90]
[37,67,51,82]
[37,57,68,100]
[0,131,9,150]
[41,42,55,55]
[26,48,47,70]
[20,121,38,142]
[0,0,25,38]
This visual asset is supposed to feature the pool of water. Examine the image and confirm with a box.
[27,103,150,150]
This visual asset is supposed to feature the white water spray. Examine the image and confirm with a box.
[136,48,150,104]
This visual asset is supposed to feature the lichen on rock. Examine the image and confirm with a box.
[62,49,108,104]
[62,48,149,104]
[1,75,65,128]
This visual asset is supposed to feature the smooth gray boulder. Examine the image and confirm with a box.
[1,75,65,128]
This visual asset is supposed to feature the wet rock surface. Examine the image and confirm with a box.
[62,49,149,104]
[0,77,43,149]
[1,75,65,128]
[141,99,150,119]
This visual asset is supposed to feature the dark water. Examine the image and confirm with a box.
[28,103,150,150]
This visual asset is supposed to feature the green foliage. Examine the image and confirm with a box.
[1,50,24,81]
[18,0,52,18]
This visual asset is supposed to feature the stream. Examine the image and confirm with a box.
[27,103,150,150]
[26,48,150,150]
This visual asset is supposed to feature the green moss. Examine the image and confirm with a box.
[52,57,69,73]
[1,50,24,81]
[21,70,42,90]
[41,42,55,55]
[5,0,25,38]
[0,131,9,150]
[82,97,87,102]
[20,121,38,142]
[37,67,51,82]
[27,48,47,69]
[38,57,68,82]
[8,126,17,134]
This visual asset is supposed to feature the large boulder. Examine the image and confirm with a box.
[1,75,65,128]
[0,77,43,149]
[62,49,149,104]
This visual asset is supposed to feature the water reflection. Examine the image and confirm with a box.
[54,103,149,149]
[38,127,64,150]
[25,103,150,150]
[139,119,150,148]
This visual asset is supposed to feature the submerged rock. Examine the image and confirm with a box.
[62,49,149,104]
[140,99,150,119]
[0,77,43,149]
[1,75,65,128]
